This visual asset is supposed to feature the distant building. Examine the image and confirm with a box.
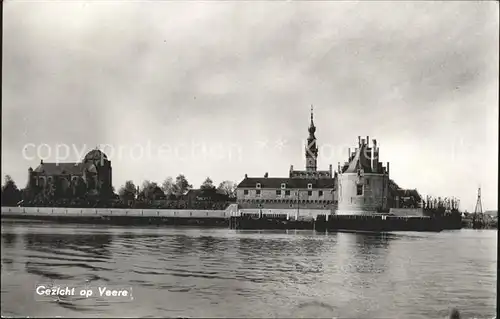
[236,107,337,211]
[27,149,113,197]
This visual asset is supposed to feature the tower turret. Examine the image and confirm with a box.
[305,105,318,172]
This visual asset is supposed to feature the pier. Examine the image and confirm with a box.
[1,205,460,232]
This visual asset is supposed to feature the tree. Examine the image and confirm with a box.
[161,176,179,196]
[1,175,21,206]
[139,180,160,201]
[217,180,237,198]
[175,174,192,196]
[118,180,136,202]
[200,177,216,191]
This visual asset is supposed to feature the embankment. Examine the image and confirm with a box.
[1,205,238,227]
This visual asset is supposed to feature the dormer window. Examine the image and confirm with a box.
[281,183,286,189]
[256,183,261,189]
[307,183,312,190]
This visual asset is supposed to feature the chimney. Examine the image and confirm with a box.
[366,136,369,147]
[386,162,390,175]
[290,165,293,171]
[358,136,361,147]
[329,164,333,175]
[348,148,351,159]
[244,173,248,178]
[337,162,341,174]
[373,139,377,149]
[40,159,44,164]
[264,172,268,178]
[370,146,374,172]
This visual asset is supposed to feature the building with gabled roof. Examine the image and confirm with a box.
[27,149,112,198]
[236,106,337,216]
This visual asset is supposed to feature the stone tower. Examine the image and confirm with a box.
[305,105,318,172]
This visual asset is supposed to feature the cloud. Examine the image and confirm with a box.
[2,1,498,210]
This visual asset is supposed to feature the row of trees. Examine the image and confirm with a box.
[1,174,237,208]
[118,174,237,202]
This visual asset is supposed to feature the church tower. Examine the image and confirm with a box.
[305,105,318,172]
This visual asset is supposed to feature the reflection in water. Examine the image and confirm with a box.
[2,232,17,249]
[23,232,113,283]
[0,225,497,319]
[354,232,394,250]
[350,232,397,273]
[24,233,112,258]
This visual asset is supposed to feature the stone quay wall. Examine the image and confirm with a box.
[1,204,238,219]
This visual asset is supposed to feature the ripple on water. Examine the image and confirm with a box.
[1,226,497,318]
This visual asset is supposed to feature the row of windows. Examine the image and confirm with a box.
[243,190,325,197]
[238,199,336,205]
[255,183,315,190]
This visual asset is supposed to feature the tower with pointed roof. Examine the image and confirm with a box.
[289,106,333,179]
[305,105,318,172]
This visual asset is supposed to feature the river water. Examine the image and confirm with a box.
[1,221,497,318]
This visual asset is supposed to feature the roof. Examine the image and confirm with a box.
[237,177,335,189]
[342,143,378,174]
[33,162,84,175]
[84,149,108,162]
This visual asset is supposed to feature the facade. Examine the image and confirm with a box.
[238,107,428,216]
[236,107,337,213]
[27,149,113,197]
[336,137,390,215]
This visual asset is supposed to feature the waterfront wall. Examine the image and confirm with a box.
[1,204,238,219]
[389,208,425,217]
[336,173,388,214]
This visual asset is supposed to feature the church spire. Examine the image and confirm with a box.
[305,104,318,172]
[310,104,314,125]
[308,104,316,137]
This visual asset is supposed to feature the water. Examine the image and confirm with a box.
[1,221,497,318]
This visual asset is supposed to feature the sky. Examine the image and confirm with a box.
[2,1,498,211]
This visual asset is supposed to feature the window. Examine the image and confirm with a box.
[285,190,290,196]
[256,183,261,189]
[319,190,323,197]
[256,190,261,197]
[308,191,312,196]
[307,183,312,189]
[356,184,363,196]
[276,190,282,196]
[281,183,286,189]
[244,189,249,195]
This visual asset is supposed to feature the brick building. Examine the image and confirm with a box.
[236,107,337,211]
[27,149,113,197]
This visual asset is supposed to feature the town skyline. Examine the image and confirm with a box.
[2,1,498,211]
